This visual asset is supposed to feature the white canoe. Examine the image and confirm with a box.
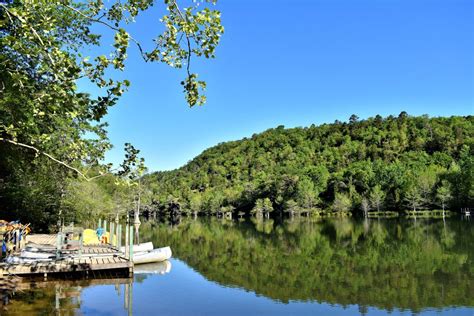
[134,260,172,274]
[20,250,56,259]
[133,246,172,265]
[120,241,153,253]
[5,256,54,264]
[25,242,57,252]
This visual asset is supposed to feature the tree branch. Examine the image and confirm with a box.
[171,0,192,76]
[0,138,107,182]
[1,3,57,68]
[60,3,149,61]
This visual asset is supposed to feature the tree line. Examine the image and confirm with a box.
[147,113,473,217]
[1,113,472,230]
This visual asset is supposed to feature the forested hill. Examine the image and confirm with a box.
[148,113,473,216]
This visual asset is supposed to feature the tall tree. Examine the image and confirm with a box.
[369,185,385,212]
[361,197,370,217]
[296,177,318,211]
[332,192,351,213]
[436,180,452,212]
[0,1,223,228]
[189,193,203,218]
[405,186,424,211]
[0,0,223,174]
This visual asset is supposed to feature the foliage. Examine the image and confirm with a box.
[0,0,223,230]
[361,197,370,216]
[404,185,424,211]
[61,177,115,227]
[332,192,351,212]
[250,198,273,217]
[369,185,385,211]
[436,180,452,211]
[148,114,473,216]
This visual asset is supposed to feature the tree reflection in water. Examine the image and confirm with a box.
[1,261,172,316]
[1,218,472,315]
[141,216,473,313]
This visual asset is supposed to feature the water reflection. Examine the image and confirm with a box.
[1,261,172,315]
[141,216,473,313]
[1,217,473,315]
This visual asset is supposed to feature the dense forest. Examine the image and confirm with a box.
[147,113,473,217]
[1,113,472,231]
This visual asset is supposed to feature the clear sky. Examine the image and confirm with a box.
[82,0,474,172]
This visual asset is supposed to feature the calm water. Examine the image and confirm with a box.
[2,216,473,315]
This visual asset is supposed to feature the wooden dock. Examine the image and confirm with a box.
[0,234,133,278]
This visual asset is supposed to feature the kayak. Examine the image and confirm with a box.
[4,256,55,264]
[20,250,56,259]
[4,252,56,264]
[133,247,172,265]
[25,242,57,252]
[120,242,153,253]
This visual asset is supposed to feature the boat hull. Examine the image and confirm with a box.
[20,250,56,259]
[120,242,153,253]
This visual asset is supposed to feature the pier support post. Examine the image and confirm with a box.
[125,224,129,259]
[124,283,129,310]
[118,224,122,249]
[128,281,133,316]
[15,229,20,252]
[115,214,120,248]
[129,225,134,262]
[110,222,115,247]
[56,233,62,259]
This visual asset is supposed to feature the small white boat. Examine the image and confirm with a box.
[25,243,57,252]
[5,255,54,264]
[19,250,56,259]
[134,260,172,274]
[133,246,172,265]
[120,242,153,253]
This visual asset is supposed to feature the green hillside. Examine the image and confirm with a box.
[149,113,473,216]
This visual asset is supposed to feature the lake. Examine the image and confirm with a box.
[2,216,473,315]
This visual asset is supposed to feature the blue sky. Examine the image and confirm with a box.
[81,0,474,172]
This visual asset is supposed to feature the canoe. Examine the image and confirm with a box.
[2,246,57,264]
[20,250,56,259]
[133,260,172,274]
[133,246,172,265]
[120,242,153,253]
[25,242,57,252]
[5,255,54,264]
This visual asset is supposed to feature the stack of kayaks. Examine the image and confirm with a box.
[5,243,57,264]
[120,242,172,265]
[3,241,172,265]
